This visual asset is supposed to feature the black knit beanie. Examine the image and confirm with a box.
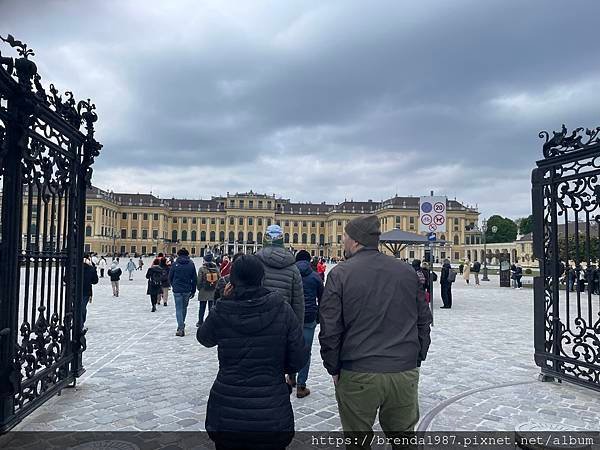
[345,215,381,248]
[230,254,265,287]
[295,249,312,262]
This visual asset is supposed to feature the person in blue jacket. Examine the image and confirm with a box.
[168,248,197,337]
[294,250,324,398]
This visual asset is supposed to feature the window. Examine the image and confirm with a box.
[396,216,401,224]
[409,217,415,224]
[202,218,206,225]
[285,221,289,227]
[87,206,93,214]
[476,236,481,244]
[142,229,148,239]
[302,233,307,244]
[85,226,92,237]
[191,230,197,241]
[267,219,272,226]
[441,252,446,259]
[258,218,263,226]
[133,213,138,220]
[210,231,215,241]
[172,217,177,224]
[294,221,298,227]
[191,247,196,255]
[337,221,342,226]
[239,200,244,208]
[409,251,415,259]
[200,231,206,241]
[141,246,147,254]
[454,252,460,260]
[153,214,159,220]
[311,221,316,228]
[257,232,263,243]
[122,213,127,220]
[230,217,234,226]
[119,228,126,238]
[267,201,272,209]
[249,201,253,209]
[284,233,290,243]
[258,201,263,209]
[276,220,281,226]
[320,222,325,227]
[465,236,470,245]
[131,246,136,254]
[248,232,254,243]
[193,218,197,225]
[440,234,446,241]
[152,229,158,239]
[220,219,224,225]
[230,200,235,207]
[302,221,306,227]
[239,217,244,226]
[219,231,225,242]
[211,218,215,225]
[182,217,187,224]
[311,234,316,244]
[172,230,178,242]
[453,235,459,245]
[454,218,459,225]
[238,231,244,242]
[143,213,148,221]
[319,234,325,245]
[293,233,298,244]
[152,246,157,254]
[228,231,235,243]
[337,235,342,244]
[120,245,126,254]
[249,218,253,226]
[132,229,138,239]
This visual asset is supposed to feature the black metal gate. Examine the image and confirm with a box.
[0,35,101,432]
[532,124,600,392]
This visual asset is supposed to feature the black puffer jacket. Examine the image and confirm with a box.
[197,287,307,449]
[256,246,304,326]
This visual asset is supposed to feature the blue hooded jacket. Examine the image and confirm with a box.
[168,255,198,294]
[295,260,323,324]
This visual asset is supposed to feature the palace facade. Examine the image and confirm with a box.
[83,186,481,261]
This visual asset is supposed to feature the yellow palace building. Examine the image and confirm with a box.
[82,186,480,261]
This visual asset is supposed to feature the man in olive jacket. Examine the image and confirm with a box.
[319,215,432,447]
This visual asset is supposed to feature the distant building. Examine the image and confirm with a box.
[79,186,480,261]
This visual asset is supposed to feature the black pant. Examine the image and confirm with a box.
[198,300,214,324]
[441,283,452,308]
[100,268,105,277]
[150,293,159,307]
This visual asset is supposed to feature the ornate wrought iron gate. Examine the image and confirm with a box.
[0,35,101,432]
[532,124,600,392]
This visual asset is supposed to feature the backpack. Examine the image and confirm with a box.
[150,269,162,287]
[473,262,481,272]
[204,265,220,289]
[447,269,457,283]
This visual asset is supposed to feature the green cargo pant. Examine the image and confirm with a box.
[335,368,420,450]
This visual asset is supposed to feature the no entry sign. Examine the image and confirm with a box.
[419,196,447,233]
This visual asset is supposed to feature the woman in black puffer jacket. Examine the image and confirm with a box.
[197,255,307,450]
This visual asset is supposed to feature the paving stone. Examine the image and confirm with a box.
[13,265,600,432]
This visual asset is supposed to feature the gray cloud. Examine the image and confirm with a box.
[2,0,600,219]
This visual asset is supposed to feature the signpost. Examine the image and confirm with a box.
[419,196,447,233]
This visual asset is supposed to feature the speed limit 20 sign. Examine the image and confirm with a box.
[419,196,447,233]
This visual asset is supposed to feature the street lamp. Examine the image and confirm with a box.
[482,219,489,281]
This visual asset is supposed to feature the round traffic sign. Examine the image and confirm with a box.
[421,214,432,225]
[429,223,437,231]
[421,202,432,213]
[434,202,445,213]
[434,214,445,225]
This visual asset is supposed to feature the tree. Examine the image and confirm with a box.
[486,215,518,243]
[516,214,533,235]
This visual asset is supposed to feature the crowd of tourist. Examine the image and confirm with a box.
[79,214,433,449]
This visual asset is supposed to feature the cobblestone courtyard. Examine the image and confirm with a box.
[10,260,600,433]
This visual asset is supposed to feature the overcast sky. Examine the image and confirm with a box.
[2,0,599,220]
